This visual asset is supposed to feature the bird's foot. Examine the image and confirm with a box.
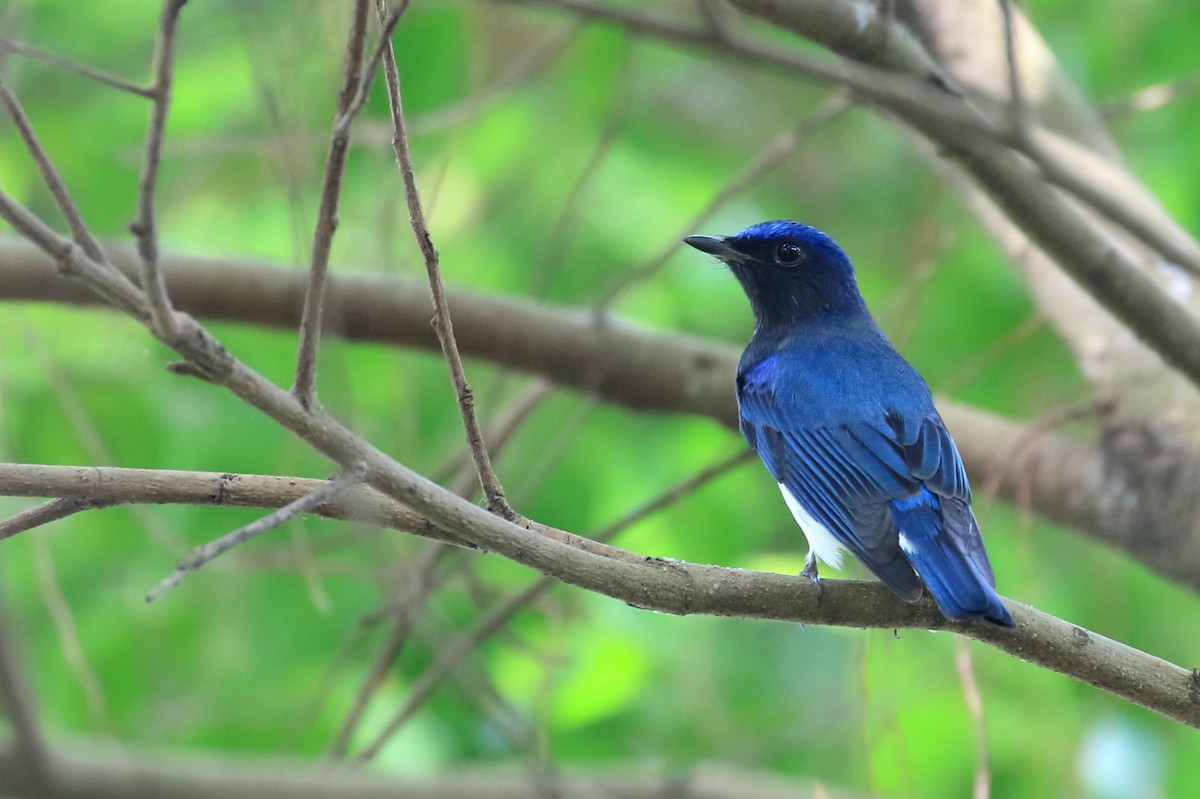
[800,554,822,598]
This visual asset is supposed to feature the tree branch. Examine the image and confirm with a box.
[0,747,864,799]
[130,0,188,340]
[0,463,466,546]
[0,592,51,793]
[291,0,371,408]
[146,473,360,602]
[376,0,512,518]
[0,35,156,98]
[0,497,115,541]
[0,456,1196,728]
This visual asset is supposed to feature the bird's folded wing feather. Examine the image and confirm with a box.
[738,371,977,598]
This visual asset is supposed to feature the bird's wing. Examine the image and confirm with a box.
[883,411,996,585]
[739,366,980,600]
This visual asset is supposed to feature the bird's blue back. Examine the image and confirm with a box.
[687,221,1012,626]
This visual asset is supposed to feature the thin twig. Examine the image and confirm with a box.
[598,91,851,308]
[30,538,114,733]
[291,1,411,408]
[376,0,512,517]
[0,497,115,541]
[955,640,992,799]
[146,474,360,602]
[291,0,371,409]
[0,590,51,791]
[331,381,551,757]
[0,35,155,97]
[410,21,580,136]
[531,84,627,297]
[0,76,110,264]
[327,542,450,759]
[432,379,555,487]
[355,577,547,762]
[998,0,1024,139]
[130,0,188,340]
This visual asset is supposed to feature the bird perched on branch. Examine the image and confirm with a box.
[685,221,1012,626]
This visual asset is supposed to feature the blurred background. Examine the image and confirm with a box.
[1,0,1198,797]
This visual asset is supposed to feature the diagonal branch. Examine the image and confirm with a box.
[0,77,110,265]
[291,0,372,409]
[0,35,156,98]
[0,591,50,793]
[597,90,852,308]
[0,497,115,541]
[376,0,512,518]
[130,0,188,340]
[145,474,361,602]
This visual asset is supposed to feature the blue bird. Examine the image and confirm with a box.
[685,221,1013,626]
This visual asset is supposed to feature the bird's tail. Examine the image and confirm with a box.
[889,490,1013,627]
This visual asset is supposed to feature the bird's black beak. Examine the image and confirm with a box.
[684,234,742,263]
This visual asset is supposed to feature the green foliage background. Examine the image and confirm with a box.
[2,1,1199,796]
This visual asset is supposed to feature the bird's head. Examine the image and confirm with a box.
[684,220,866,331]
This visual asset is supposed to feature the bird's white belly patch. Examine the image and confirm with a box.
[778,483,845,570]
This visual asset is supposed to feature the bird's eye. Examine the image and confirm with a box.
[775,242,804,266]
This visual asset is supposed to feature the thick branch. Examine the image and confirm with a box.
[0,748,860,799]
[0,463,458,545]
[0,461,1195,728]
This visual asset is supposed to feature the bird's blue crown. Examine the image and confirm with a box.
[717,220,864,327]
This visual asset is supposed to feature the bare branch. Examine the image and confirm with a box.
[0,35,155,97]
[29,538,114,732]
[0,13,1196,722]
[328,543,451,759]
[376,0,512,517]
[146,474,361,602]
[0,747,862,799]
[332,382,551,758]
[998,0,1024,138]
[0,497,115,541]
[0,191,148,319]
[130,0,188,340]
[955,640,992,799]
[0,463,472,549]
[0,77,110,264]
[0,591,50,792]
[356,577,548,762]
[1,220,1197,727]
[433,379,555,488]
[291,0,372,408]
[598,90,852,308]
